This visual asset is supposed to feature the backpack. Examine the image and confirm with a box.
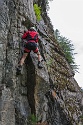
[26,31,38,42]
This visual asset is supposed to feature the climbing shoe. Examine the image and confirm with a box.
[38,61,43,69]
[16,65,22,75]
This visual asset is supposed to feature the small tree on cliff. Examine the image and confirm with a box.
[34,4,41,21]
[54,29,78,73]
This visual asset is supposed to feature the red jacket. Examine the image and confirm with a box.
[22,31,38,43]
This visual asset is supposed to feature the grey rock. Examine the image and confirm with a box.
[0,0,83,125]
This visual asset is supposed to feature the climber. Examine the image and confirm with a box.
[16,27,43,75]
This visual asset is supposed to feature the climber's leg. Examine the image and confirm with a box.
[32,43,43,68]
[16,44,30,75]
[19,53,28,66]
[16,53,28,75]
[36,50,43,68]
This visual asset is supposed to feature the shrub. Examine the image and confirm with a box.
[34,4,41,21]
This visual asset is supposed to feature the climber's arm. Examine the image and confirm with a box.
[22,31,29,39]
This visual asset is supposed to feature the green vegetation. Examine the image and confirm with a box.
[34,4,41,21]
[46,58,53,66]
[28,114,38,125]
[79,115,83,123]
[54,29,78,73]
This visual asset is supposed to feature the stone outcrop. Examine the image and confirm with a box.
[0,0,83,125]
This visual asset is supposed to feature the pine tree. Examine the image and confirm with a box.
[54,29,78,73]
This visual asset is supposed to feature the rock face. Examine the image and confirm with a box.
[0,0,83,125]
